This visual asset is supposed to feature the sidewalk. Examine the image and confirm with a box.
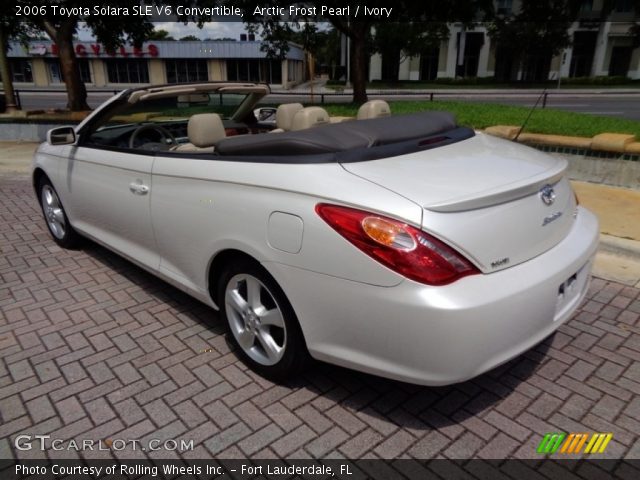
[1,140,638,287]
[572,181,640,287]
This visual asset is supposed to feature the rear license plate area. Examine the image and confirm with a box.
[555,263,589,320]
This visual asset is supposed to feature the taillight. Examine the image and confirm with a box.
[315,204,479,286]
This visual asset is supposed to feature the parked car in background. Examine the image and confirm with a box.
[31,82,599,385]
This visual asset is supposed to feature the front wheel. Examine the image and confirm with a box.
[218,260,309,381]
[38,178,81,249]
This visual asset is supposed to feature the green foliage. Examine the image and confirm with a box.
[370,22,450,58]
[1,7,35,45]
[148,29,176,41]
[485,1,587,81]
[322,100,640,138]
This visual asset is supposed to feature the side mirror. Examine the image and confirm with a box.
[254,107,277,123]
[47,126,76,145]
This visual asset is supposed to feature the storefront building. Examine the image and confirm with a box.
[368,1,640,83]
[3,40,306,89]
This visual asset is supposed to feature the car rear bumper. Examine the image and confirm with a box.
[265,207,599,386]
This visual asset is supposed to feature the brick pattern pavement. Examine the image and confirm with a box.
[1,176,640,460]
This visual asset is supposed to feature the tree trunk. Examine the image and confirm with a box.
[0,30,18,112]
[46,20,89,111]
[350,25,368,104]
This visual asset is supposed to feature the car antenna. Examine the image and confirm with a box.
[514,86,548,142]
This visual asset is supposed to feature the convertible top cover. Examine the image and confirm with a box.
[215,111,464,156]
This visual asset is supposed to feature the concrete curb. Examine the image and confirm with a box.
[600,234,640,259]
[594,235,640,288]
[485,125,640,155]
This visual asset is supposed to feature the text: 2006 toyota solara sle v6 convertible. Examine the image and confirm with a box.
[33,82,598,385]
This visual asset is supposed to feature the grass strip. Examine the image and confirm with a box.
[322,100,640,138]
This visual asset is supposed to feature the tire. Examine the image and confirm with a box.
[218,259,309,382]
[38,178,82,249]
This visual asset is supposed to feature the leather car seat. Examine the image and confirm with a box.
[290,107,330,131]
[270,103,304,133]
[174,113,226,152]
[357,100,391,120]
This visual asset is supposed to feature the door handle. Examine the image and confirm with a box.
[129,181,149,195]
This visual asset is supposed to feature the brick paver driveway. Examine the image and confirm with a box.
[1,175,639,460]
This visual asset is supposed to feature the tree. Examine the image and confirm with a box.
[19,0,222,111]
[148,29,176,41]
[179,35,201,41]
[234,0,493,103]
[487,1,584,82]
[236,0,377,102]
[0,8,32,112]
[1,6,40,112]
[314,28,341,79]
[370,23,449,82]
[18,0,156,111]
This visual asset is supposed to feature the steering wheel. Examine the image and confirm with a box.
[129,124,177,149]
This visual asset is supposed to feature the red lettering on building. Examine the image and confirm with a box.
[46,43,159,57]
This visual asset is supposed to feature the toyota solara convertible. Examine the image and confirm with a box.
[32,82,599,385]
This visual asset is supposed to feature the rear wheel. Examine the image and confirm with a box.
[218,259,308,381]
[38,178,81,249]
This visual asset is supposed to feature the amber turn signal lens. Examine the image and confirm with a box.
[361,217,416,251]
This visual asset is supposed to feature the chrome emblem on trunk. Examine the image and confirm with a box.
[540,185,556,206]
[542,211,563,226]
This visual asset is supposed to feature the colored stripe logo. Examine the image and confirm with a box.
[537,433,612,455]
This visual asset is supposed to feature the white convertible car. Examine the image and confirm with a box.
[33,82,599,385]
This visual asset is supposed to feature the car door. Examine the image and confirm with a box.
[59,145,159,271]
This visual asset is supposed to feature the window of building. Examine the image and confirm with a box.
[105,59,149,84]
[46,59,92,83]
[227,59,282,84]
[456,32,484,78]
[614,0,633,12]
[569,31,598,77]
[579,0,594,13]
[496,0,513,15]
[287,60,297,83]
[10,60,33,83]
[609,46,632,76]
[165,59,208,84]
[420,48,440,81]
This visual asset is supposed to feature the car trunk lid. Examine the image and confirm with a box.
[341,133,577,272]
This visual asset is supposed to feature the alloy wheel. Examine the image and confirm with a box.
[224,273,287,366]
[41,184,67,239]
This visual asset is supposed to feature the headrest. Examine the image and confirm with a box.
[291,107,330,131]
[276,103,304,131]
[188,113,226,147]
[357,100,391,120]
